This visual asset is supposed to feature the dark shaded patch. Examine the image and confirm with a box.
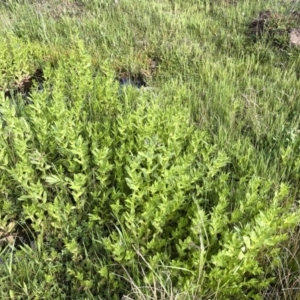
[116,58,159,89]
[117,70,147,89]
[247,10,300,49]
[210,0,239,6]
[247,10,275,38]
[0,220,37,265]
[3,68,44,101]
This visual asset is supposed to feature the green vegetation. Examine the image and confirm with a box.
[1,0,300,299]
